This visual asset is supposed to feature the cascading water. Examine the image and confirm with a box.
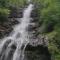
[0,4,34,60]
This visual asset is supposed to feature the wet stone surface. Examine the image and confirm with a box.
[24,45,51,60]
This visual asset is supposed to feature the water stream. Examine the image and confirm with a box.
[0,4,34,60]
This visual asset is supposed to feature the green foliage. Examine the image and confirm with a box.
[0,8,10,23]
[0,0,27,23]
[0,0,8,7]
[0,8,10,15]
[0,0,10,22]
[9,0,27,7]
[33,0,60,59]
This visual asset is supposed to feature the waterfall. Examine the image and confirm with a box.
[0,4,34,60]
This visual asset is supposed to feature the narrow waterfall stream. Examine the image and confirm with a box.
[0,4,34,60]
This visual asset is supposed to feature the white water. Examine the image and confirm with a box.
[0,4,34,60]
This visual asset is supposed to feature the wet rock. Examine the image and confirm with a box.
[9,6,23,18]
[31,9,38,18]
[29,34,48,47]
[24,45,51,60]
[27,23,38,32]
[0,18,19,39]
[30,17,38,23]
[24,34,51,60]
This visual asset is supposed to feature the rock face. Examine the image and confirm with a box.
[0,18,19,38]
[24,45,51,60]
[24,31,50,60]
[0,6,21,38]
[9,6,23,18]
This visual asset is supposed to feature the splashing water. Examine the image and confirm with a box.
[0,4,34,60]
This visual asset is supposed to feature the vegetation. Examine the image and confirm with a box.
[0,0,60,60]
[0,0,27,23]
[32,0,60,60]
